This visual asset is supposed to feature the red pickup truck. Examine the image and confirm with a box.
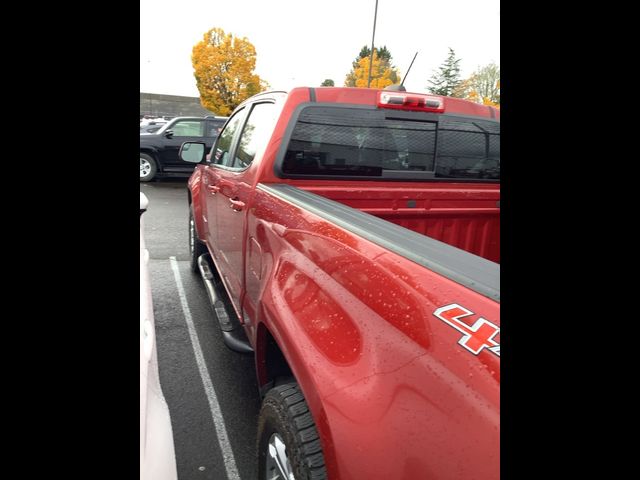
[180,86,500,480]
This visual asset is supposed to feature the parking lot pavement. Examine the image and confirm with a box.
[140,180,191,261]
[142,180,261,480]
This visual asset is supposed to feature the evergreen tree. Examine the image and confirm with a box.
[351,45,391,69]
[356,46,371,65]
[377,46,391,62]
[427,47,462,97]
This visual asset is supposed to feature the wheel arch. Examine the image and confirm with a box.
[255,320,339,479]
[140,148,161,173]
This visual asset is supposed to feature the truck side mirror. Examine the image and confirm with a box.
[179,142,206,163]
[164,129,174,138]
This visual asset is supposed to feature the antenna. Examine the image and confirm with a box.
[400,51,419,87]
[367,0,379,88]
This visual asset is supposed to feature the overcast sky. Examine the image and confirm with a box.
[140,0,499,97]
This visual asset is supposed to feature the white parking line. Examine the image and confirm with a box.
[169,256,241,480]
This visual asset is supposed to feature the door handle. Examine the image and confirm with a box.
[208,184,220,194]
[229,198,245,211]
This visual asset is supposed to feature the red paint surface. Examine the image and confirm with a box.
[189,87,499,479]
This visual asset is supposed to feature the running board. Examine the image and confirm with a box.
[197,254,253,354]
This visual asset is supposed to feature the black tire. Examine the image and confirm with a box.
[258,383,327,480]
[189,206,207,273]
[140,153,157,182]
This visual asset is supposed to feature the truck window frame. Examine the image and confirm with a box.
[273,102,500,183]
[209,108,247,169]
[229,101,278,171]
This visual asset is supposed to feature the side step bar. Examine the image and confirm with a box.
[197,254,253,354]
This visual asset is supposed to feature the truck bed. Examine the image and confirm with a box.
[243,182,500,480]
[283,180,500,264]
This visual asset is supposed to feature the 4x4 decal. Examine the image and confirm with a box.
[434,304,500,357]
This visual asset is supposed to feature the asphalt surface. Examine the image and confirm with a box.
[141,179,262,480]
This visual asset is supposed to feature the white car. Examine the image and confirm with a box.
[140,116,168,126]
[140,122,167,135]
[140,192,178,480]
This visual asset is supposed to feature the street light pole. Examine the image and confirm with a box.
[367,0,379,88]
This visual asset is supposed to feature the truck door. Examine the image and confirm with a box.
[212,101,279,313]
[201,109,247,261]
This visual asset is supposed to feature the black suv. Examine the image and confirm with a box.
[140,116,228,181]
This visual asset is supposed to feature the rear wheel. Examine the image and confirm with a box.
[189,206,207,272]
[140,153,157,182]
[258,383,327,480]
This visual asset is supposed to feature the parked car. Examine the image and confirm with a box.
[140,121,167,134]
[140,193,178,480]
[141,116,167,125]
[140,116,228,181]
[180,87,500,480]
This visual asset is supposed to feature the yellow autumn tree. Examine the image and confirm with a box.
[458,63,500,108]
[344,50,400,89]
[192,27,267,116]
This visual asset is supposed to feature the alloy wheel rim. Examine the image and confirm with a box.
[266,433,295,480]
[140,158,151,177]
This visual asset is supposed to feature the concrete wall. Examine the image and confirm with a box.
[140,92,215,118]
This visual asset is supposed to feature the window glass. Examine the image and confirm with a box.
[282,107,499,181]
[212,109,245,167]
[171,120,204,137]
[234,103,278,169]
[436,118,500,180]
[206,120,226,137]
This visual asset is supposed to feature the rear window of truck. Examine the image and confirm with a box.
[279,106,499,181]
